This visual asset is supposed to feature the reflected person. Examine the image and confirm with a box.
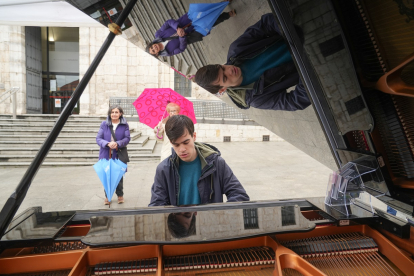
[168,212,197,238]
[154,102,180,162]
[149,115,249,206]
[146,1,236,57]
[194,13,311,111]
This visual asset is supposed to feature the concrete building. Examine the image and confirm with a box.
[0,1,279,143]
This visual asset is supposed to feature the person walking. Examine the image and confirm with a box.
[146,1,236,57]
[154,102,181,161]
[96,105,131,205]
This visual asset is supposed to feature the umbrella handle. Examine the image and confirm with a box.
[156,128,164,139]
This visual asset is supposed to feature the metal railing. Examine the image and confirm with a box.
[109,97,255,125]
[0,87,19,119]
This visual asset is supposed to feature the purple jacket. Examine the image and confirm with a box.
[154,13,195,57]
[96,117,131,160]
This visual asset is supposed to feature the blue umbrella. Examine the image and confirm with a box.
[188,2,229,36]
[93,156,127,206]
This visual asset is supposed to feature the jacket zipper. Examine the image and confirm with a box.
[171,157,181,205]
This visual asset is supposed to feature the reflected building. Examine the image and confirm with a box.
[83,205,312,245]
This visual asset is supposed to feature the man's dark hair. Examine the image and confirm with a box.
[165,115,194,143]
[194,64,223,94]
[107,105,124,117]
[167,213,196,238]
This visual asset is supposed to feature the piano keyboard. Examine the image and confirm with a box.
[281,232,403,275]
[164,247,275,271]
[92,258,157,275]
[31,241,87,254]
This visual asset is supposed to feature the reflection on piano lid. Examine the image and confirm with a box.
[82,203,316,246]
[1,207,75,247]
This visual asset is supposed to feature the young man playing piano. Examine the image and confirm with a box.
[194,13,311,111]
[149,115,249,206]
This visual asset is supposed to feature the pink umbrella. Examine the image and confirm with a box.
[133,88,197,129]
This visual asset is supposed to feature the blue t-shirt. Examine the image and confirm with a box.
[240,40,293,86]
[178,155,202,205]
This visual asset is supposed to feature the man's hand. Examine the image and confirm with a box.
[107,142,118,149]
[177,27,185,37]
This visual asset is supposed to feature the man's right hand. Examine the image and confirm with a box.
[177,27,185,37]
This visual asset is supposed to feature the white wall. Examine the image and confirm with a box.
[0,25,26,115]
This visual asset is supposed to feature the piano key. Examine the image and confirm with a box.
[131,260,138,273]
[254,248,266,264]
[151,258,157,272]
[184,255,190,270]
[94,263,101,276]
[201,254,208,269]
[227,251,235,267]
[164,257,170,271]
[119,261,125,274]
[103,262,110,275]
[221,252,229,268]
[188,255,194,269]
[195,255,202,269]
[115,261,120,274]
[178,256,184,270]
[127,261,132,273]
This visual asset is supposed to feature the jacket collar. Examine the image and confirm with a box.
[106,116,127,126]
[170,142,220,170]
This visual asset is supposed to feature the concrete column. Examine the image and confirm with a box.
[0,25,26,115]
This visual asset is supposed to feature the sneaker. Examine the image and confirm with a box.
[118,196,124,204]
[104,198,110,205]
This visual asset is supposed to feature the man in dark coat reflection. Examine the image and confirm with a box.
[194,13,311,111]
[148,115,249,206]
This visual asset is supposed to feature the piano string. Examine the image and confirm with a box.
[280,232,403,275]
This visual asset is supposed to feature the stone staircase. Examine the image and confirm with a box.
[0,114,161,167]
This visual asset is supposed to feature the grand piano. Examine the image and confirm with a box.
[1,0,414,275]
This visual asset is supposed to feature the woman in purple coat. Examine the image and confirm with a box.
[146,1,236,57]
[96,105,131,205]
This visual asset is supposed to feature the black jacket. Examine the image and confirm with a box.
[226,13,311,111]
[149,142,249,206]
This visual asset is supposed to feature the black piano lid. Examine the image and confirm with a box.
[81,201,317,247]
[1,207,75,248]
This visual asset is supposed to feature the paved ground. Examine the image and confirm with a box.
[0,141,331,214]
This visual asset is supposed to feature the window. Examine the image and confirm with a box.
[223,136,231,142]
[243,208,259,229]
[174,71,191,97]
[263,135,270,141]
[281,206,296,226]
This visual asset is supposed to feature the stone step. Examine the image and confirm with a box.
[0,128,136,136]
[0,123,119,130]
[0,140,157,155]
[0,160,159,167]
[0,114,107,121]
[0,131,142,141]
[0,153,160,162]
[0,119,113,125]
[0,140,161,167]
[4,135,149,148]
